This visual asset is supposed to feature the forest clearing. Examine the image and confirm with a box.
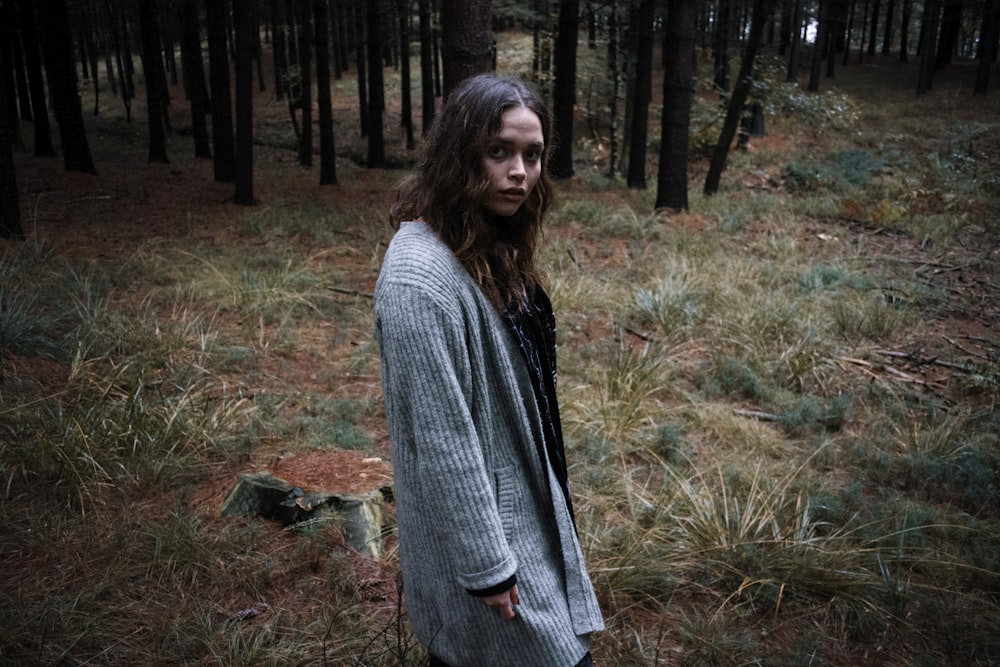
[3,7,1000,666]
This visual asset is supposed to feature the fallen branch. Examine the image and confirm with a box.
[330,286,374,299]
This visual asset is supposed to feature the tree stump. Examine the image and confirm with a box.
[221,449,393,559]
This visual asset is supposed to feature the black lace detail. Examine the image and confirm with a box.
[502,287,574,522]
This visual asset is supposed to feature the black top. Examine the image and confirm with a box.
[502,286,574,523]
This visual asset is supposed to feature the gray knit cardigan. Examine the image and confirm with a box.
[374,222,604,666]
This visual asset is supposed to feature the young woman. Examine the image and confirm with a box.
[374,73,604,666]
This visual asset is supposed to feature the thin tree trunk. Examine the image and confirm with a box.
[974,0,999,94]
[786,0,803,80]
[397,0,414,148]
[298,0,313,166]
[705,0,770,196]
[315,0,337,183]
[626,0,654,189]
[917,0,940,94]
[366,0,385,166]
[418,0,434,132]
[18,0,56,156]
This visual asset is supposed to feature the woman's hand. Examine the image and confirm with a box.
[480,583,520,620]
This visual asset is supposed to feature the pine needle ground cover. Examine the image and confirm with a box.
[4,33,1000,667]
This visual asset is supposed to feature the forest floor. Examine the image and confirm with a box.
[6,28,1000,666]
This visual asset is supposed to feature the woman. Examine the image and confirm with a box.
[374,73,604,666]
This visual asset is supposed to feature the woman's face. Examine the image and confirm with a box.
[481,106,544,218]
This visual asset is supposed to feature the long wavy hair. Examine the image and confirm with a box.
[390,73,554,311]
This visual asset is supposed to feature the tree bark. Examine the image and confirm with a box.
[179,0,211,157]
[138,0,169,163]
[206,0,236,182]
[704,0,771,196]
[418,0,435,132]
[974,0,999,94]
[440,0,492,98]
[656,0,696,210]
[315,0,338,183]
[298,0,314,166]
[550,0,579,179]
[626,0,654,189]
[39,0,97,173]
[0,46,24,240]
[398,0,415,149]
[18,0,56,156]
[234,0,256,204]
[366,0,385,166]
[917,0,940,94]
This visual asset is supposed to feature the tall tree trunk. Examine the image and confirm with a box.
[366,0,385,166]
[206,0,236,182]
[17,0,56,156]
[39,0,97,173]
[606,0,621,176]
[881,0,895,53]
[0,31,24,240]
[315,0,337,183]
[397,0,415,148]
[626,0,654,189]
[180,0,211,158]
[298,0,313,166]
[138,0,170,163]
[899,0,912,60]
[550,0,579,179]
[714,0,732,90]
[974,0,999,94]
[234,0,256,204]
[786,0,803,80]
[656,0,696,210]
[418,0,434,132]
[866,0,880,55]
[270,0,288,99]
[935,0,961,66]
[440,0,492,98]
[917,0,940,94]
[705,0,770,196]
[355,0,369,136]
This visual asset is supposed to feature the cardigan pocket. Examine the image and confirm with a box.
[494,465,519,543]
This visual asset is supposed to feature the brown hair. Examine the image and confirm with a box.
[390,73,554,310]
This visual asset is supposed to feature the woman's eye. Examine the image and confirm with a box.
[488,146,506,158]
[525,150,541,162]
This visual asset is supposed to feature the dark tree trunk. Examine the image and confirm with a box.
[714,0,732,90]
[206,0,236,182]
[39,0,97,173]
[17,0,55,156]
[418,0,434,132]
[786,0,803,80]
[397,0,415,148]
[233,0,256,204]
[626,0,654,189]
[550,0,579,179]
[881,0,895,53]
[866,0,880,55]
[656,0,696,210]
[899,0,912,60]
[440,0,492,98]
[270,0,287,99]
[974,0,999,94]
[917,0,940,94]
[138,0,170,163]
[180,0,211,157]
[298,0,313,166]
[356,0,369,136]
[315,0,337,183]
[936,0,961,66]
[0,34,23,240]
[366,0,385,166]
[705,0,770,196]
